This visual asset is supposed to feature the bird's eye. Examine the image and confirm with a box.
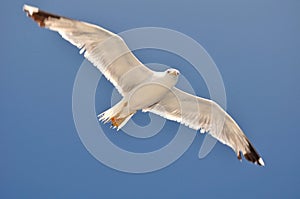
[167,70,170,74]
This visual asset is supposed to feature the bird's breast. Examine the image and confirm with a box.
[125,82,173,111]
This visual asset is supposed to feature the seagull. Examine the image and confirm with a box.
[23,4,265,166]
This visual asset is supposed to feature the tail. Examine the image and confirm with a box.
[98,101,135,130]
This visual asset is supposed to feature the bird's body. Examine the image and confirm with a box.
[23,4,265,166]
[99,69,179,129]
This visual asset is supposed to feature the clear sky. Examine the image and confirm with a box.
[1,0,300,198]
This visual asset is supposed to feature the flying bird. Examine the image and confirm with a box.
[23,4,265,166]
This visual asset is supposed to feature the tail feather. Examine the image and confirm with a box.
[98,100,134,130]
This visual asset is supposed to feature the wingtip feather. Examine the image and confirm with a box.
[23,4,39,16]
[258,157,265,167]
[243,140,265,166]
[23,4,61,27]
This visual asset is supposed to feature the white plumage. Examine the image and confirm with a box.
[23,4,264,166]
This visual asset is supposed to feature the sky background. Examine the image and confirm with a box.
[1,0,300,198]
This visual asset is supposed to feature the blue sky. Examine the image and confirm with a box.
[1,0,300,198]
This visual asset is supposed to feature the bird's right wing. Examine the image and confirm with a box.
[144,87,265,166]
[23,5,153,96]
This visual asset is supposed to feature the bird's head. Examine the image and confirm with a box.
[162,68,180,87]
[165,68,180,77]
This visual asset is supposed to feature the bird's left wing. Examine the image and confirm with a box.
[23,5,153,96]
[144,87,265,166]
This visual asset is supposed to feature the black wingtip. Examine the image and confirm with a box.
[243,141,265,166]
[23,4,61,27]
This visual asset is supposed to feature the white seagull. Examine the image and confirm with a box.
[23,4,264,166]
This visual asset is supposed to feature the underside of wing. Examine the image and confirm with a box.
[145,87,265,166]
[23,4,153,95]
